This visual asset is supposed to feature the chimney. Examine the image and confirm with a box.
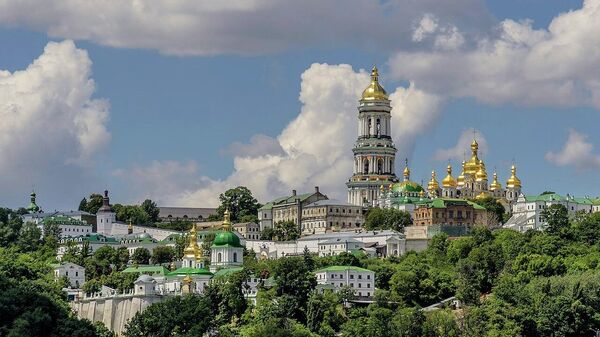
[292,189,297,196]
[315,186,319,194]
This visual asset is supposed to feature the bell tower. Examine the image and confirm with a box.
[347,67,398,206]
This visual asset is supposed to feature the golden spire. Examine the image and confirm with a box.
[506,164,522,188]
[127,219,133,235]
[442,164,457,188]
[183,224,200,259]
[223,209,232,231]
[457,160,466,187]
[402,158,410,181]
[182,275,192,284]
[490,171,502,191]
[419,190,425,200]
[380,184,385,192]
[361,66,388,101]
[475,161,488,182]
[427,170,439,192]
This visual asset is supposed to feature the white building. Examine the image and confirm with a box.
[53,262,85,288]
[315,266,375,298]
[258,187,328,231]
[504,193,597,232]
[301,199,364,235]
[318,237,365,257]
[233,222,261,240]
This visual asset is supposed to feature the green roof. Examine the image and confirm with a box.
[261,192,317,209]
[524,193,596,205]
[212,230,243,248]
[391,181,424,193]
[315,265,372,273]
[167,267,212,277]
[122,266,170,276]
[418,198,486,210]
[212,267,244,278]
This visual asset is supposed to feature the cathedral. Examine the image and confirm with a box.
[347,66,523,210]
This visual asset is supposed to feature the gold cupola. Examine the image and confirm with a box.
[183,223,200,259]
[457,161,466,187]
[427,170,440,192]
[442,164,457,188]
[361,66,388,101]
[490,171,502,191]
[475,161,488,182]
[464,139,482,175]
[506,164,522,188]
[402,158,410,181]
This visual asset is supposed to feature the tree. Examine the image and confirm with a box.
[216,186,261,222]
[273,220,300,241]
[42,220,62,249]
[16,222,41,252]
[272,257,317,322]
[260,227,276,240]
[141,199,160,223]
[85,193,104,214]
[131,248,151,265]
[364,208,412,232]
[151,246,175,264]
[124,294,212,337]
[541,204,569,235]
[472,196,505,225]
[78,198,88,212]
[113,205,150,225]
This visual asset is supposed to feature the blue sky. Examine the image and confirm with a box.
[0,0,599,210]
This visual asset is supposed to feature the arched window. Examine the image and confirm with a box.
[363,159,369,174]
[218,253,222,263]
[376,118,381,136]
[377,159,383,174]
[233,252,238,262]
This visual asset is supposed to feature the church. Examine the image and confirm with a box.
[347,66,524,212]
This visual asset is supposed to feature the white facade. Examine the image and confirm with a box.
[504,193,595,232]
[210,245,243,272]
[54,262,85,288]
[258,208,273,231]
[234,222,261,240]
[318,237,365,257]
[315,266,375,298]
[301,199,364,235]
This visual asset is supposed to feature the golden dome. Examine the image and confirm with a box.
[403,162,411,181]
[490,172,502,191]
[506,164,522,188]
[475,191,490,200]
[427,170,440,192]
[183,224,200,259]
[222,209,232,231]
[182,275,193,284]
[464,139,482,175]
[475,162,488,182]
[361,66,388,101]
[457,161,466,187]
[442,164,457,188]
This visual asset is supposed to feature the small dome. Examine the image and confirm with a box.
[391,181,424,194]
[135,274,155,283]
[506,165,522,188]
[361,66,388,101]
[213,231,242,247]
[475,162,488,182]
[427,171,439,191]
[490,172,502,191]
[442,164,457,188]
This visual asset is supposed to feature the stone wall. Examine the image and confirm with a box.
[71,294,164,335]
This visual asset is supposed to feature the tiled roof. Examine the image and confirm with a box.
[315,265,372,273]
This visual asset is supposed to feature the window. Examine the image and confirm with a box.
[358,284,361,288]
[350,275,354,279]
[358,275,362,279]
[218,253,222,263]
[233,252,238,262]
[367,275,370,280]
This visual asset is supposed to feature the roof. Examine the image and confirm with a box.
[61,233,118,244]
[304,199,357,207]
[418,198,486,210]
[42,215,91,226]
[260,191,325,209]
[212,230,243,248]
[319,237,362,245]
[523,193,595,205]
[167,267,213,277]
[298,229,403,241]
[51,262,84,269]
[134,274,156,283]
[212,267,244,278]
[158,207,216,219]
[315,265,373,273]
[122,266,170,276]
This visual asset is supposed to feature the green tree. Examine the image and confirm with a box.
[273,220,300,241]
[541,204,569,235]
[113,205,150,225]
[141,199,160,223]
[472,196,505,225]
[16,222,41,252]
[131,247,151,265]
[151,246,175,264]
[364,208,412,232]
[273,257,317,322]
[85,193,104,214]
[124,294,212,337]
[78,198,88,212]
[216,186,261,222]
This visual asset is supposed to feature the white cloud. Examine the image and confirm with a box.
[0,0,493,56]
[413,13,439,42]
[223,134,284,158]
[433,128,488,162]
[390,0,600,108]
[412,13,465,50]
[118,64,442,206]
[545,129,600,170]
[0,40,110,207]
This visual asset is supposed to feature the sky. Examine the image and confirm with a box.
[1,0,599,211]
